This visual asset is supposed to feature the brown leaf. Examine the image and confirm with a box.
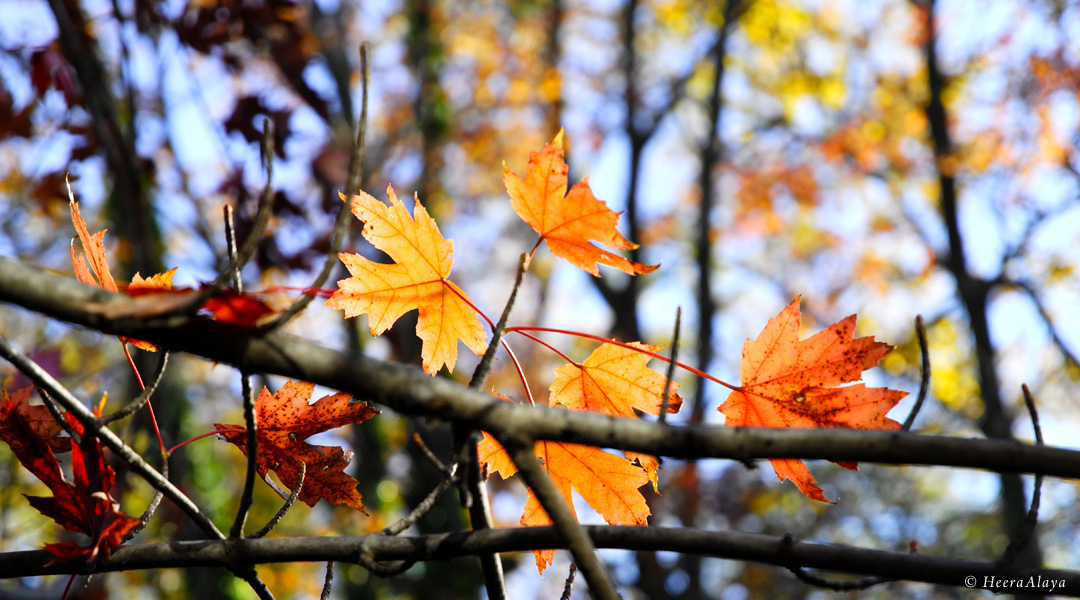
[216,380,379,512]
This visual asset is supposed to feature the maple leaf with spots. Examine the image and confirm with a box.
[215,380,379,513]
[504,130,658,276]
[326,186,488,375]
[718,298,907,503]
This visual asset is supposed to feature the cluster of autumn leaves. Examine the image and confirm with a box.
[0,132,905,576]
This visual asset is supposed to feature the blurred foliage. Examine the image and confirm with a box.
[1,0,1080,598]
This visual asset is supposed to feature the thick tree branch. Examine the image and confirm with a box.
[1,257,1079,479]
[1,526,1077,596]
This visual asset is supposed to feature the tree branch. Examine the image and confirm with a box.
[1,526,1077,596]
[1,258,1079,479]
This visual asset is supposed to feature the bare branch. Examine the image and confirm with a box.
[1,260,1080,480]
[250,463,306,540]
[271,44,371,330]
[3,526,1078,596]
[901,315,931,431]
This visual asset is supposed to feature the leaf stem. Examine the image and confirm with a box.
[166,427,245,456]
[444,277,496,330]
[511,330,579,367]
[499,339,535,407]
[121,342,166,453]
[507,326,740,391]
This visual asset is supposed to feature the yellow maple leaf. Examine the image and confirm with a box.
[327,186,488,375]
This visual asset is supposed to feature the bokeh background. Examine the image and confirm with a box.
[2,0,1079,597]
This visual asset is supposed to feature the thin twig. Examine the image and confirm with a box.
[658,307,681,423]
[0,336,225,540]
[901,315,931,431]
[269,43,370,330]
[122,459,167,543]
[356,555,416,577]
[412,432,450,474]
[320,561,334,600]
[38,389,80,444]
[503,437,619,600]
[205,119,276,296]
[783,533,890,591]
[999,384,1044,568]
[250,463,305,539]
[100,351,169,425]
[356,533,416,577]
[382,471,458,536]
[469,252,530,390]
[225,205,260,539]
[230,371,258,537]
[560,564,577,600]
[787,564,890,591]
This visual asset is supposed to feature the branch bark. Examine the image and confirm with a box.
[1,526,1076,596]
[0,257,1078,479]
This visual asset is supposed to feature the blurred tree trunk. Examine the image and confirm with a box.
[920,0,1043,591]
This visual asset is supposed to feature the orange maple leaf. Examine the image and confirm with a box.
[479,433,651,574]
[69,200,118,293]
[718,298,907,503]
[129,268,177,293]
[70,201,176,351]
[503,130,658,277]
[479,374,664,574]
[215,380,378,513]
[549,342,682,490]
[0,393,139,565]
[326,186,488,375]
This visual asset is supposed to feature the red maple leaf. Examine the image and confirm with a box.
[216,380,379,512]
[0,393,139,564]
[2,386,68,453]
